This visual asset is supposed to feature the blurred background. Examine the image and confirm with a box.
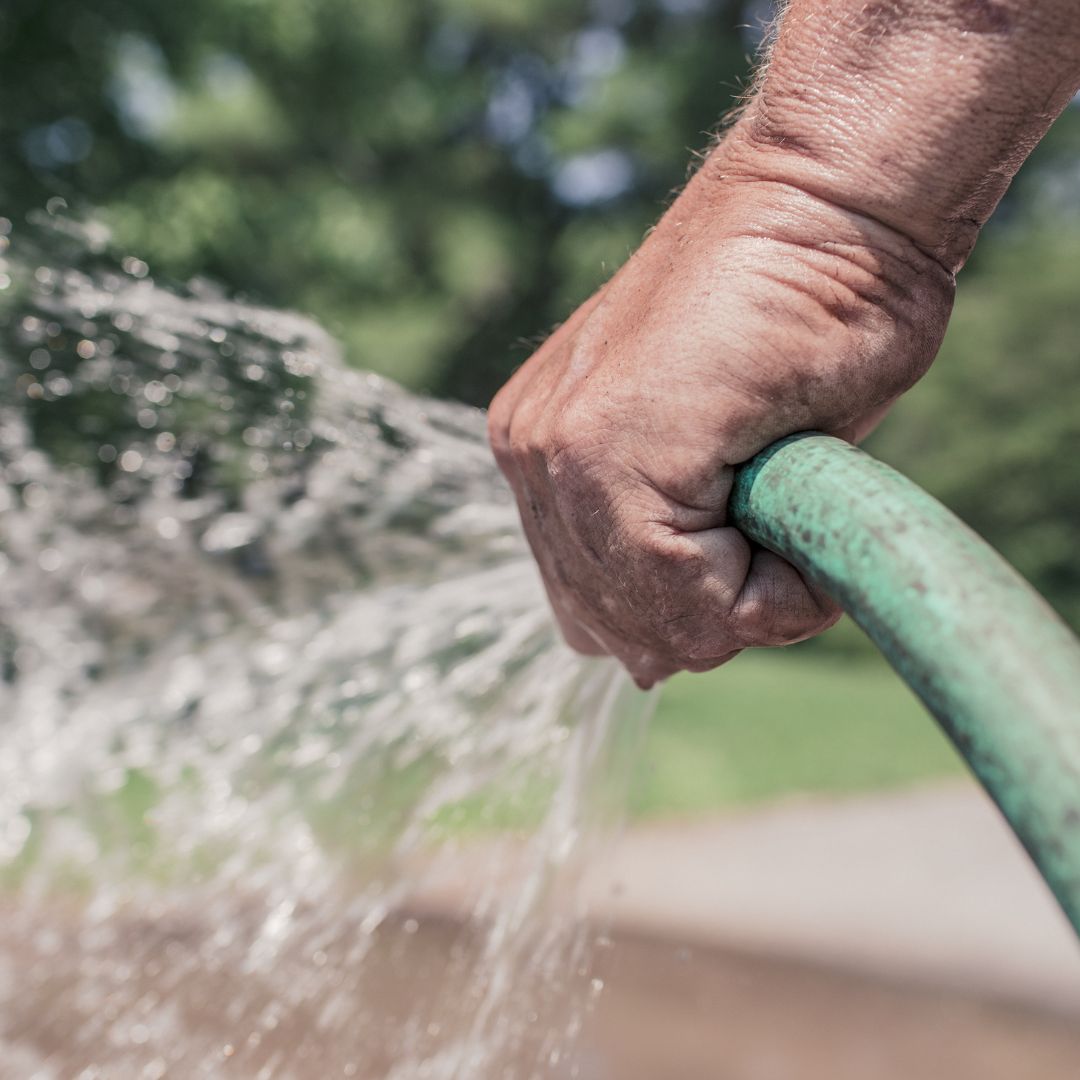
[3,1,1080,1076]
[5,0,1079,798]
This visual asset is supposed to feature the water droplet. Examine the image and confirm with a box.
[0,815,31,858]
[119,449,144,473]
[201,513,260,552]
[122,256,149,279]
[38,548,62,572]
[46,374,73,397]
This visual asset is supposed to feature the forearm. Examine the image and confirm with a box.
[713,0,1080,271]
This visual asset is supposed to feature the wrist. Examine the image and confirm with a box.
[666,161,955,337]
[711,0,1080,273]
[640,171,955,460]
[710,119,977,275]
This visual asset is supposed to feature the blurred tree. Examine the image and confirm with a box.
[0,0,755,401]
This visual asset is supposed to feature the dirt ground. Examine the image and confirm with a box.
[584,931,1080,1080]
[2,907,1078,1080]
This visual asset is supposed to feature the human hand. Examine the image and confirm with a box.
[488,157,955,687]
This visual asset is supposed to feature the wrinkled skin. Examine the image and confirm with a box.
[488,153,955,687]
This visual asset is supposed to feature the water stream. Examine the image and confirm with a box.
[0,208,654,1078]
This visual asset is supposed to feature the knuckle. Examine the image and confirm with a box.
[491,395,558,471]
[507,411,543,462]
[547,392,592,441]
[627,537,726,660]
[545,395,614,467]
[486,394,515,465]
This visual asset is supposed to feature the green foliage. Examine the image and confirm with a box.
[0,0,753,400]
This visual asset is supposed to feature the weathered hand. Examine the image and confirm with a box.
[488,160,955,687]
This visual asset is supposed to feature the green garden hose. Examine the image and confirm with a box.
[730,433,1080,935]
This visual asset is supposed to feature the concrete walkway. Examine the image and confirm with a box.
[585,782,1080,1013]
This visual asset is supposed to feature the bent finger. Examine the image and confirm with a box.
[730,548,841,648]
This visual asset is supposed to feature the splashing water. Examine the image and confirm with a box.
[0,211,654,1078]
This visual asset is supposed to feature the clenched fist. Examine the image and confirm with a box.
[488,149,954,687]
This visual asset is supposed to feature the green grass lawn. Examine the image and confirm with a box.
[630,643,968,820]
